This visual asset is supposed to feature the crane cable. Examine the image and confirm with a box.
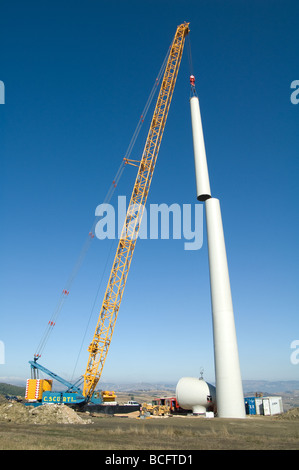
[186,33,194,77]
[33,46,170,361]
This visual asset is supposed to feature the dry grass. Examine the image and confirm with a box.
[0,414,298,450]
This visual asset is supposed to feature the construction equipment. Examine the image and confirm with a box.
[26,22,189,406]
[26,360,102,405]
[141,402,170,417]
[140,396,188,417]
[83,21,189,401]
[101,390,117,403]
[157,396,186,414]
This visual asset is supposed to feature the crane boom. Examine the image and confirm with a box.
[83,22,190,399]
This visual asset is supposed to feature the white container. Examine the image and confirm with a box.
[176,377,216,414]
[263,398,271,416]
[255,398,263,415]
[262,397,283,415]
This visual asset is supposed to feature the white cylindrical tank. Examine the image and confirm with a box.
[190,95,211,201]
[205,198,245,418]
[176,377,216,414]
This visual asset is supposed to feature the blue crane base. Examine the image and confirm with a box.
[28,360,102,406]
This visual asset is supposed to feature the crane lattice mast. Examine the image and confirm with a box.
[83,22,189,399]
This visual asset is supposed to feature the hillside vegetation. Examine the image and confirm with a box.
[0,383,25,397]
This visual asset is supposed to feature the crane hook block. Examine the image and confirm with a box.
[190,75,195,87]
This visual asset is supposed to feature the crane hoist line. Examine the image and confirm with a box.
[83,22,190,399]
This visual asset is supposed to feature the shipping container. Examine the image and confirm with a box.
[244,397,256,415]
[262,397,283,415]
[244,396,283,416]
[255,398,263,415]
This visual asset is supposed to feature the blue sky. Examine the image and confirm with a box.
[0,0,298,388]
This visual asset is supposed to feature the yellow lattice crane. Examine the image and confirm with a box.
[82,22,189,400]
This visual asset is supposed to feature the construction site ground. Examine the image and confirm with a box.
[0,398,298,450]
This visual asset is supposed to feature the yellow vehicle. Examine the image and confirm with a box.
[141,400,170,416]
[101,390,117,403]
